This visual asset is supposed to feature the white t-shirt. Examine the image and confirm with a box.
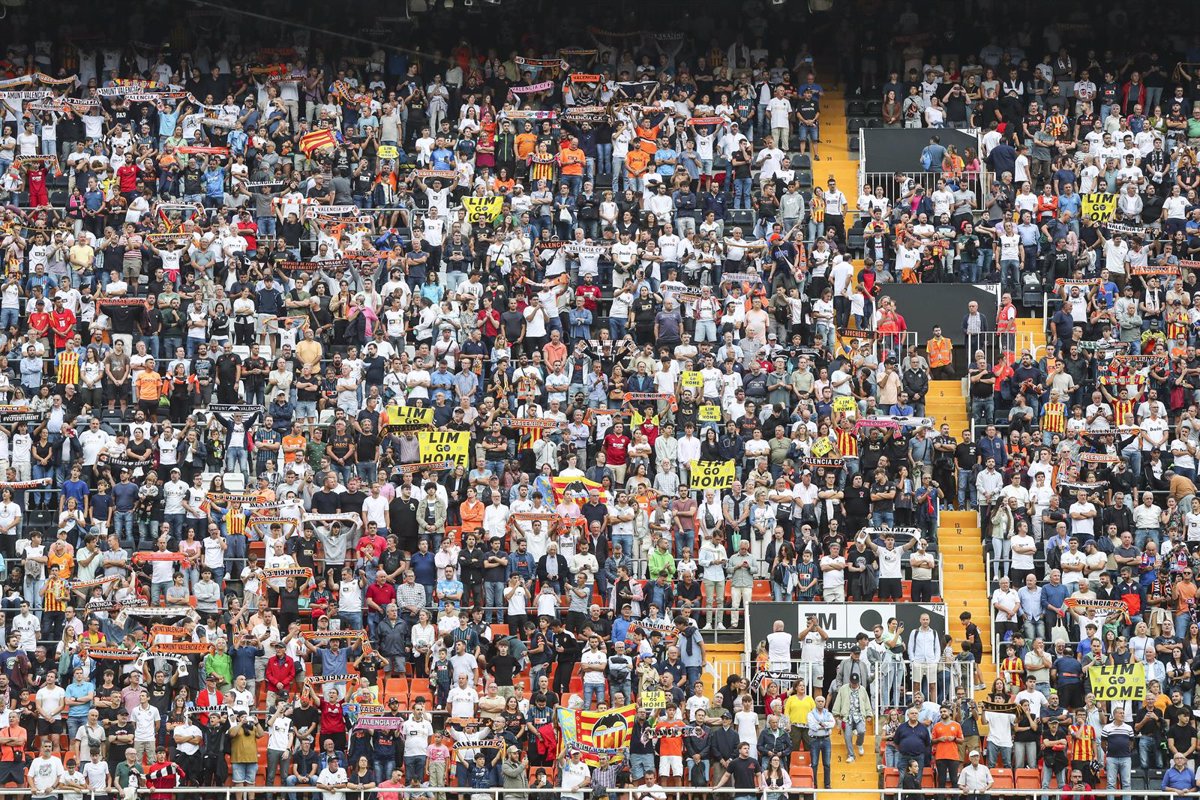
[766,630,792,669]
[130,704,161,742]
[581,647,607,685]
[800,629,825,664]
[446,685,479,719]
[27,755,65,794]
[402,716,433,757]
[36,684,66,719]
[267,716,292,752]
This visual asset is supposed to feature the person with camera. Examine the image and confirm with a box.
[229,707,266,800]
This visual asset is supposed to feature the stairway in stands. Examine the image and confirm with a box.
[927,381,995,689]
[818,86,866,286]
[807,85,885,800]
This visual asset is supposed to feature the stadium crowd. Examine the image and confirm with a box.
[13,1,1200,800]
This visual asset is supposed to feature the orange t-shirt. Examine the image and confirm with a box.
[559,146,585,176]
[136,371,162,401]
[1176,581,1197,614]
[655,720,683,756]
[625,149,651,178]
[931,720,962,761]
[515,133,537,160]
[282,434,307,464]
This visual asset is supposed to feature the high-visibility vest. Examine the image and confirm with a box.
[996,303,1017,334]
[928,337,952,368]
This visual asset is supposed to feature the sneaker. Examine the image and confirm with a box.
[846,755,855,763]
[718,623,728,630]
[858,745,865,756]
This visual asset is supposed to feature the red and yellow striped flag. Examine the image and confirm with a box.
[299,129,336,156]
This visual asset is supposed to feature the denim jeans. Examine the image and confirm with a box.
[161,336,182,360]
[164,512,186,541]
[1041,764,1066,798]
[972,396,994,425]
[374,756,396,786]
[286,774,318,800]
[733,177,752,209]
[612,534,633,565]
[1106,755,1131,800]
[871,511,895,528]
[999,259,1021,292]
[225,447,250,477]
[1138,735,1161,770]
[484,581,505,623]
[957,468,976,508]
[810,736,832,787]
[582,682,606,709]
[986,740,1011,769]
[404,755,427,782]
[1135,527,1161,551]
[992,536,1011,579]
[1176,611,1193,640]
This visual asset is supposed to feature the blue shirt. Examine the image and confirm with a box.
[1053,655,1083,684]
[655,147,678,175]
[203,168,225,198]
[1163,766,1195,791]
[158,108,181,137]
[892,721,931,755]
[231,644,261,679]
[112,481,139,513]
[436,578,463,608]
[1041,582,1070,617]
[65,680,95,718]
[411,551,437,586]
[62,479,89,506]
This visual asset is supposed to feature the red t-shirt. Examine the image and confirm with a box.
[603,433,630,466]
[236,220,258,250]
[366,581,397,611]
[575,283,601,311]
[319,697,346,733]
[117,164,141,193]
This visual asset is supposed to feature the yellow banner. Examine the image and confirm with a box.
[417,430,470,468]
[639,689,668,710]
[689,459,735,490]
[810,438,834,457]
[1082,192,1117,222]
[377,145,399,159]
[384,405,434,432]
[698,404,722,422]
[462,196,504,224]
[1088,663,1145,701]
[680,371,704,390]
[832,396,857,413]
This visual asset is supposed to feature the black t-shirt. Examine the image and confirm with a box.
[955,442,979,469]
[499,310,524,340]
[338,490,366,516]
[311,489,341,514]
[291,703,320,739]
[728,756,761,788]
[797,100,818,123]
[215,352,242,381]
[289,535,319,569]
[487,652,520,685]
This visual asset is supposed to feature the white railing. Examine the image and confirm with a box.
[859,171,989,213]
[12,784,1181,798]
